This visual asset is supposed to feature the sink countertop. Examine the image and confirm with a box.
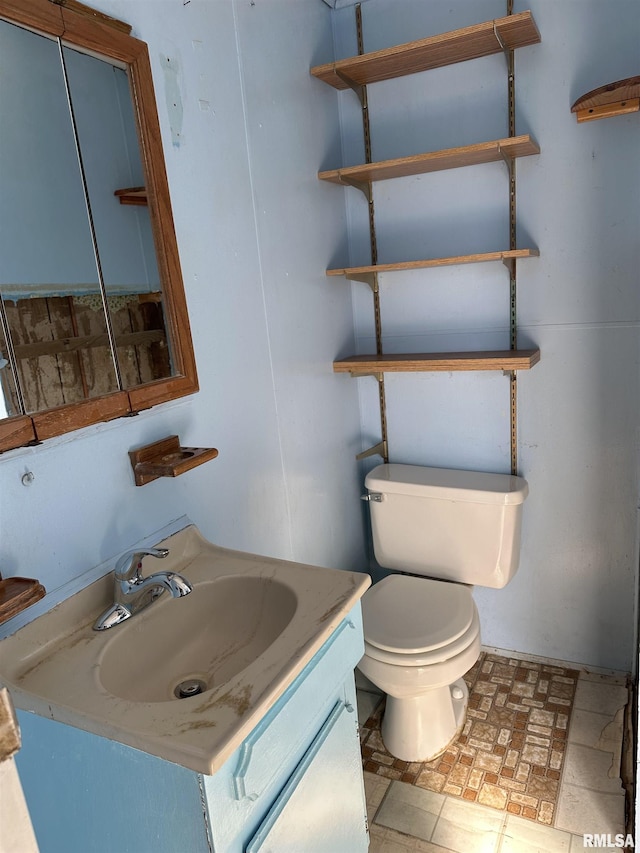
[0,525,370,775]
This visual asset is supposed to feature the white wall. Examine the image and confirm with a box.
[332,0,640,672]
[0,0,367,637]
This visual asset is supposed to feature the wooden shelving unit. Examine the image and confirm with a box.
[313,8,541,467]
[310,10,540,89]
[334,350,541,375]
[571,76,640,123]
[327,248,539,279]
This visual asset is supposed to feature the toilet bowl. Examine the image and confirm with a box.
[358,574,481,762]
[358,463,528,764]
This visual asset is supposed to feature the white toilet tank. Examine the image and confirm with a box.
[365,464,529,589]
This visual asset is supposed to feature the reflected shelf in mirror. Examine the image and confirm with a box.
[114,186,148,206]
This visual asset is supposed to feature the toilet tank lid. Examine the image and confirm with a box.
[365,464,529,505]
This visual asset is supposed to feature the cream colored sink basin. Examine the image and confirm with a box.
[99,576,297,703]
[0,525,370,774]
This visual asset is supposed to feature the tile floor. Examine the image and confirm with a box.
[356,654,631,852]
[361,652,581,825]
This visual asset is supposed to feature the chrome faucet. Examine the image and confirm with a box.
[93,547,192,631]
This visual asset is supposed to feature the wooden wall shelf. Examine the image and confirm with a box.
[327,248,539,279]
[129,435,218,486]
[318,135,539,186]
[333,350,541,375]
[0,577,46,626]
[571,76,640,122]
[311,10,540,90]
[14,329,165,360]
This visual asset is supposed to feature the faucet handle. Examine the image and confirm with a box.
[114,547,169,581]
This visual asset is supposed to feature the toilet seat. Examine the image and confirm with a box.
[362,574,478,666]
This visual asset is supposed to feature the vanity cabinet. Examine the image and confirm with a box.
[14,606,368,853]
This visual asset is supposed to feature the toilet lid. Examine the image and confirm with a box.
[362,574,475,654]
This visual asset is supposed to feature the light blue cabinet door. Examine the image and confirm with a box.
[15,712,210,853]
[245,700,368,853]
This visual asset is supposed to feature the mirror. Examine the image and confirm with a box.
[0,0,198,452]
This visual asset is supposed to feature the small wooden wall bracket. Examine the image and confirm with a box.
[571,76,640,123]
[0,576,46,626]
[129,435,219,486]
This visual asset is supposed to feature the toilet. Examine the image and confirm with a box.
[358,463,528,763]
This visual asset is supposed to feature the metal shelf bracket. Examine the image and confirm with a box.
[335,69,366,106]
[337,174,372,202]
[345,271,378,292]
[356,439,387,461]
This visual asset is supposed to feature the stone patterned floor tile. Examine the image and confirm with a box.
[361,651,581,826]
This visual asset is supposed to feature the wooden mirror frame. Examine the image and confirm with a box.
[0,0,198,453]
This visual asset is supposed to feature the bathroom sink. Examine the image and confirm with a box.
[0,524,369,774]
[98,576,297,702]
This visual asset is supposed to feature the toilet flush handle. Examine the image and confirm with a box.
[361,492,383,502]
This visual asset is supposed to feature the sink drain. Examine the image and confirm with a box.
[174,678,207,699]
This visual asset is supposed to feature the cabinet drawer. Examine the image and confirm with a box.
[232,608,363,801]
[245,700,368,853]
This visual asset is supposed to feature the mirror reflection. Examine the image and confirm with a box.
[0,15,173,421]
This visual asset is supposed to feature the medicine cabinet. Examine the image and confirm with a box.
[0,0,198,453]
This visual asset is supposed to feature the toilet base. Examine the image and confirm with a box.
[380,677,469,763]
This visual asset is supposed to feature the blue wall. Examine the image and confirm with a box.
[0,0,638,673]
[335,0,640,671]
[0,0,366,629]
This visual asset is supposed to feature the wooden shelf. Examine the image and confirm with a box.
[333,350,540,375]
[129,434,219,486]
[0,577,46,626]
[318,135,539,186]
[114,186,147,206]
[571,76,640,122]
[311,11,540,90]
[327,248,539,278]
